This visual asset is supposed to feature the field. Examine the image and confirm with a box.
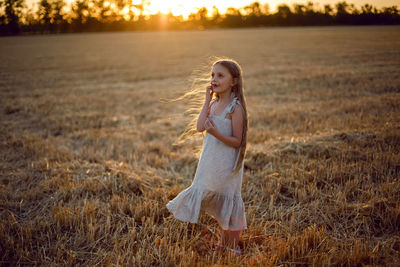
[1,26,400,266]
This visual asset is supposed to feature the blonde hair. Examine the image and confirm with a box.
[212,59,248,173]
[173,57,248,174]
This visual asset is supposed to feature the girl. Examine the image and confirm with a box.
[166,58,248,256]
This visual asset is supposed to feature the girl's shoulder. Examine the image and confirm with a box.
[227,97,243,114]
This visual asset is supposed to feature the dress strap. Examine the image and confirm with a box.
[209,98,217,115]
[221,96,240,118]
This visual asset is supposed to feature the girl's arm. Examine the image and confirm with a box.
[196,86,213,132]
[204,103,244,148]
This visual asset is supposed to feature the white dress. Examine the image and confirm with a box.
[166,95,247,231]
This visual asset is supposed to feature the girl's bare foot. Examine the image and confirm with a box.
[226,245,242,256]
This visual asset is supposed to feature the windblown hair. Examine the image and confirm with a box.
[172,57,248,174]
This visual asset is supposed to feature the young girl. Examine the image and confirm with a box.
[166,58,248,256]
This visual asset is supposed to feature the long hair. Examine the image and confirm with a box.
[213,59,248,174]
[172,57,248,174]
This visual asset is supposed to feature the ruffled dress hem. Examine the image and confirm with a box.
[166,185,247,231]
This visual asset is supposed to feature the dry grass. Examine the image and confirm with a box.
[1,26,400,266]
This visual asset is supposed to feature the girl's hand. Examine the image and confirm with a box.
[204,118,217,135]
[205,85,213,102]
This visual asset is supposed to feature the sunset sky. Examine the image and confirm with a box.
[25,0,399,17]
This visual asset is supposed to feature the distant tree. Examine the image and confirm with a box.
[133,0,149,17]
[95,0,134,31]
[277,4,291,19]
[381,6,400,24]
[382,6,398,15]
[114,0,125,14]
[187,7,209,29]
[304,2,319,25]
[221,7,243,28]
[322,4,334,24]
[335,1,350,15]
[211,5,221,25]
[275,4,292,25]
[38,0,67,33]
[196,7,209,28]
[124,0,136,22]
[244,2,262,16]
[293,4,305,25]
[305,2,316,16]
[293,4,305,16]
[37,0,62,32]
[243,2,264,26]
[94,0,113,22]
[261,3,270,15]
[357,4,375,24]
[257,3,271,25]
[225,7,241,17]
[167,12,184,30]
[361,4,374,14]
[0,0,25,35]
[52,0,66,25]
[37,0,51,26]
[71,0,107,31]
[102,0,130,22]
[20,6,36,26]
[71,0,91,26]
[292,2,317,25]
[324,4,334,16]
[243,2,256,22]
[335,1,352,24]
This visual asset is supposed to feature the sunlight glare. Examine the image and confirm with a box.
[122,6,130,14]
[146,0,215,18]
[147,0,192,18]
[144,0,275,18]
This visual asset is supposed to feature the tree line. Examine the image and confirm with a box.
[1,0,399,36]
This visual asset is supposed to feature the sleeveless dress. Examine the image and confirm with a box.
[166,95,247,231]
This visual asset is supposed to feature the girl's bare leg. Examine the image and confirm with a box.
[220,229,240,249]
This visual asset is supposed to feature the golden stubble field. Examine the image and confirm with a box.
[1,26,400,266]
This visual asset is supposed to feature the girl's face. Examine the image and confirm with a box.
[210,63,236,95]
